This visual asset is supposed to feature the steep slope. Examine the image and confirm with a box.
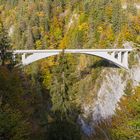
[0,0,140,140]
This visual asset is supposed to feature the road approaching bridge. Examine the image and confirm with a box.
[12,49,132,69]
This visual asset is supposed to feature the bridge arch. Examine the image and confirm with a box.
[16,49,132,69]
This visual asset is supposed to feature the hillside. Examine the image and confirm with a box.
[0,0,140,140]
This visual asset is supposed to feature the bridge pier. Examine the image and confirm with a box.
[117,52,122,63]
[122,52,128,68]
[22,53,26,64]
[111,52,115,57]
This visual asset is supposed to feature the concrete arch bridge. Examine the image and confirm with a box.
[12,49,133,69]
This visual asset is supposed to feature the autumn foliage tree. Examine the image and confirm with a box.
[110,86,140,140]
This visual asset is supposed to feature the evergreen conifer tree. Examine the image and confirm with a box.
[50,50,70,119]
[0,20,11,65]
[127,1,137,16]
[112,0,122,33]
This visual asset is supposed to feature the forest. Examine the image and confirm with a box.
[0,0,140,140]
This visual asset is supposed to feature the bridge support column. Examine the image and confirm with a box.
[122,52,128,68]
[12,54,16,62]
[22,53,26,64]
[118,52,122,62]
[111,52,115,57]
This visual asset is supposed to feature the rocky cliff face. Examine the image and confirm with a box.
[79,52,140,136]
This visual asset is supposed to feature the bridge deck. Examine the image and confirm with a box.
[12,49,133,54]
